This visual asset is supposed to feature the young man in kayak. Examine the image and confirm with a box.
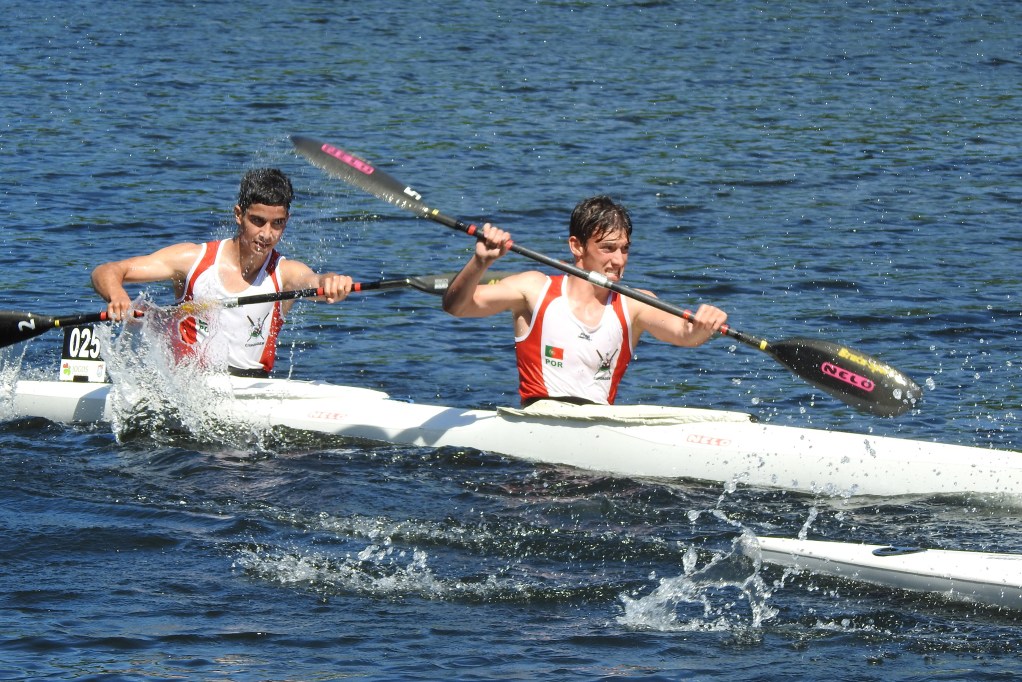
[91,168,352,377]
[441,195,728,405]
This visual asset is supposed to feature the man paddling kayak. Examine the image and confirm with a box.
[442,195,727,405]
[91,168,352,377]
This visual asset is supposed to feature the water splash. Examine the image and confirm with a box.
[232,540,567,604]
[798,507,819,540]
[233,542,459,600]
[617,531,778,632]
[97,296,273,449]
[0,344,27,420]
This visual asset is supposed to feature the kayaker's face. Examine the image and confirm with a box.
[235,203,288,257]
[571,227,630,282]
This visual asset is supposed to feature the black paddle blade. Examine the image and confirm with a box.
[0,311,58,348]
[0,310,117,349]
[291,136,427,214]
[767,338,922,417]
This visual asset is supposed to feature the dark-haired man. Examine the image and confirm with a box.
[442,195,727,405]
[92,168,351,377]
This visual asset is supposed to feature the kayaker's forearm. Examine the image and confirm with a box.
[641,303,728,348]
[91,262,137,321]
[91,263,127,303]
[442,255,494,316]
[444,223,512,316]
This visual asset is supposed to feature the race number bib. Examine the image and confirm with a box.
[60,324,107,383]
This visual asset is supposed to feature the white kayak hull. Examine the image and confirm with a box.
[753,536,1022,610]
[9,377,1022,500]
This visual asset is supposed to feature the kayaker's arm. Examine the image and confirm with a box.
[442,223,522,318]
[634,299,728,348]
[91,242,201,321]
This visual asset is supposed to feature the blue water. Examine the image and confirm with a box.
[3,1,1022,679]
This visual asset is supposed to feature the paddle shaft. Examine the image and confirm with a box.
[290,137,764,347]
[55,311,127,328]
[219,276,454,306]
[417,210,769,350]
[0,273,470,350]
[160,273,472,312]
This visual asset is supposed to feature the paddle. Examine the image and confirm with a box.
[0,310,143,350]
[291,135,923,417]
[175,272,480,313]
[0,272,505,350]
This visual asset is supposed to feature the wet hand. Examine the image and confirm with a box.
[319,273,353,303]
[106,293,134,322]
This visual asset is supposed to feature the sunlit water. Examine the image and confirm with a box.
[2,1,1022,679]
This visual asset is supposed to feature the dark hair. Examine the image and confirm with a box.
[569,195,633,245]
[237,168,294,212]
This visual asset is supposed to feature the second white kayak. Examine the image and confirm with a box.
[752,536,1022,610]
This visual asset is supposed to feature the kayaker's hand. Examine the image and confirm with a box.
[474,223,512,266]
[318,273,353,303]
[688,304,728,339]
[105,291,134,322]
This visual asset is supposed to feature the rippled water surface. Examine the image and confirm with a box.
[3,1,1022,680]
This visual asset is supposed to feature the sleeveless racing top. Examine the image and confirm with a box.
[515,275,632,405]
[175,240,284,375]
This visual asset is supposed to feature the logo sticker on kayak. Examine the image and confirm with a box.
[686,434,731,447]
[821,362,875,392]
[308,410,347,421]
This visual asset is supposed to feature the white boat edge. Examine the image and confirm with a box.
[751,536,1022,610]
